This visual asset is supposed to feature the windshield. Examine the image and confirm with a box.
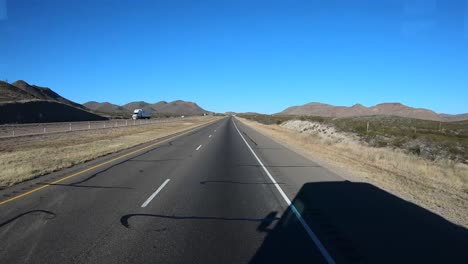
[1,1,467,263]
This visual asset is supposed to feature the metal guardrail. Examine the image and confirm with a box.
[0,118,185,138]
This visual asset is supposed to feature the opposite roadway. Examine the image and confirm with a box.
[1,117,467,263]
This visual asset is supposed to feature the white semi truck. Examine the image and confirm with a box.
[132,109,151,120]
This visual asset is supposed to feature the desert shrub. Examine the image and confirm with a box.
[241,114,468,163]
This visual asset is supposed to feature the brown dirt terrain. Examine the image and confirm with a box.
[237,117,468,228]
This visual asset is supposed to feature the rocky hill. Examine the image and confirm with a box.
[0,80,106,123]
[10,80,85,109]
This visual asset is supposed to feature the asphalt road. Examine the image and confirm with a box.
[1,117,467,263]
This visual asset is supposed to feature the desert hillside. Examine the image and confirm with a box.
[0,80,106,123]
[9,80,85,109]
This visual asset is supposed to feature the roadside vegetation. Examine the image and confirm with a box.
[238,114,468,227]
[239,114,468,163]
[0,117,219,188]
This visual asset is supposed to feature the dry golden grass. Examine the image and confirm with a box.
[0,117,220,188]
[238,117,468,228]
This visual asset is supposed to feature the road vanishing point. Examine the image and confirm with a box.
[1,117,467,264]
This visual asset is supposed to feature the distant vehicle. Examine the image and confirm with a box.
[132,109,151,120]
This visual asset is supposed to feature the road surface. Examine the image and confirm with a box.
[1,117,467,263]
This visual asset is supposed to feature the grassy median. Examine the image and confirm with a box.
[0,117,220,188]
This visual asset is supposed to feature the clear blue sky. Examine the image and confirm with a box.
[1,0,467,114]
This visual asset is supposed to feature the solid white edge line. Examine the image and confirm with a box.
[141,179,170,208]
[232,119,336,264]
[196,145,202,151]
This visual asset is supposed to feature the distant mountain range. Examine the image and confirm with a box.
[84,100,209,116]
[0,80,210,123]
[279,102,468,122]
[3,80,465,123]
